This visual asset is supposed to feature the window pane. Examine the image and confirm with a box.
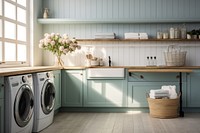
[4,1,16,20]
[17,44,26,61]
[17,7,26,23]
[17,25,26,41]
[0,0,2,16]
[5,42,16,61]
[0,42,2,62]
[5,21,16,39]
[17,0,26,7]
[0,19,2,37]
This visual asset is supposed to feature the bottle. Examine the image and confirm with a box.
[146,56,150,66]
[43,8,49,18]
[170,27,175,39]
[153,56,157,66]
[181,24,187,39]
[150,56,153,66]
[174,28,180,39]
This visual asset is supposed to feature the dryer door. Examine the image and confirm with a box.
[14,84,34,127]
[41,79,55,114]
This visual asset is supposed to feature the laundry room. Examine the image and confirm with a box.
[1,0,200,133]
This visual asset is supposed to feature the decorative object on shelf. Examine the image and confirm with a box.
[180,24,187,39]
[38,33,81,67]
[43,8,49,18]
[164,45,187,66]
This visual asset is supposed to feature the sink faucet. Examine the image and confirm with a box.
[108,56,111,66]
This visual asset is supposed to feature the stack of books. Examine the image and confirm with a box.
[95,33,116,39]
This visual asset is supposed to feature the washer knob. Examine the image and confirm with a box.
[46,72,50,78]
[22,76,27,83]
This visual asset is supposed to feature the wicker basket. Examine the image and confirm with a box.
[147,96,180,119]
[164,45,187,66]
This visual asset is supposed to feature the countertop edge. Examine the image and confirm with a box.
[1,66,200,76]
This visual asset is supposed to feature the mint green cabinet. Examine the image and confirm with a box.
[186,71,200,107]
[0,77,4,133]
[53,70,61,110]
[128,72,186,107]
[128,82,180,107]
[62,70,84,107]
[84,79,127,107]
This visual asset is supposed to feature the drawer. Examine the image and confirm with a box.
[128,72,180,82]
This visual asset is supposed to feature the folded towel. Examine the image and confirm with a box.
[150,89,169,94]
[149,93,169,99]
[161,85,177,99]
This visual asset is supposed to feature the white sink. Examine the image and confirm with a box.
[87,68,125,78]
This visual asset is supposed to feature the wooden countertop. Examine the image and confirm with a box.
[128,69,193,73]
[0,65,199,76]
[0,66,62,76]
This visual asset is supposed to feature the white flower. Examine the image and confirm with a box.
[71,38,76,43]
[39,39,44,44]
[59,46,64,51]
[63,34,68,39]
[51,41,55,46]
[39,43,44,48]
[44,33,49,37]
[44,40,48,46]
[51,33,55,38]
[66,39,72,44]
[58,38,63,43]
[63,48,69,54]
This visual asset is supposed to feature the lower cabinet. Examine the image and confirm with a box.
[53,70,61,110]
[186,72,200,107]
[84,79,127,107]
[128,82,180,107]
[62,70,84,107]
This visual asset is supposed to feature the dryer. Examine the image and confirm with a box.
[32,71,55,132]
[5,74,34,133]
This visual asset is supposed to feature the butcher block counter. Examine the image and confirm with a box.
[1,65,200,76]
[0,66,62,76]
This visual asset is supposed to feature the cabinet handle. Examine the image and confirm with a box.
[176,75,180,79]
[53,76,55,78]
[80,73,83,75]
[1,84,4,87]
[140,75,144,79]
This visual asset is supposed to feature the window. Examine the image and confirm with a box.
[0,0,30,67]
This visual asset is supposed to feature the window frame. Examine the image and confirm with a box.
[0,0,30,67]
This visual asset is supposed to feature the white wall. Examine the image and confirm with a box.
[39,0,200,66]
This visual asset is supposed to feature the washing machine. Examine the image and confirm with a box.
[32,71,55,132]
[5,74,34,133]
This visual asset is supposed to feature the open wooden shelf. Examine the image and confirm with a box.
[37,18,200,24]
[76,38,200,42]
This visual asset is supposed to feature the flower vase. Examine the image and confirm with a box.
[55,56,64,67]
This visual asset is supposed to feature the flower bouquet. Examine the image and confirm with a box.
[39,33,81,67]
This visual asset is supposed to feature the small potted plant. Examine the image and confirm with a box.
[191,29,198,39]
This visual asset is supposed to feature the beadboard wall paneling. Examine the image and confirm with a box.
[40,0,200,66]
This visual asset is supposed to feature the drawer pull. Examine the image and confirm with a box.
[1,84,4,87]
[140,75,144,79]
[176,75,180,79]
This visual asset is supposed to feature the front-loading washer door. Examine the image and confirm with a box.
[41,79,55,115]
[14,84,34,127]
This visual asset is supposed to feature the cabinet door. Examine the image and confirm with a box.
[53,70,61,110]
[84,79,127,107]
[186,72,200,107]
[0,99,4,133]
[62,70,84,107]
[128,82,180,107]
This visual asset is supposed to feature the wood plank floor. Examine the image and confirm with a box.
[40,112,200,133]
